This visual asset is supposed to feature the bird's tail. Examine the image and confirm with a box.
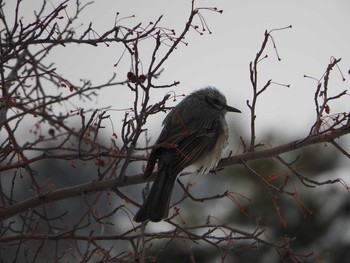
[134,161,177,222]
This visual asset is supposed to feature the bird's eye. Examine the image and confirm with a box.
[212,98,220,105]
[206,96,222,109]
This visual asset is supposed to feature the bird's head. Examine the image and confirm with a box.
[193,87,241,114]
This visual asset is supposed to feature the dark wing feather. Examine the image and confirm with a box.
[167,119,222,174]
[144,96,222,178]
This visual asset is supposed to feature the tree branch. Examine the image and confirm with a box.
[1,121,348,221]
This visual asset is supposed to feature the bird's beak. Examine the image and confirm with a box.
[225,105,241,113]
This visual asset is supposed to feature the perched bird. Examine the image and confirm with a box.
[134,87,241,222]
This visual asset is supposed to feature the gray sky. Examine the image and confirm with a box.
[46,1,350,137]
[4,0,350,160]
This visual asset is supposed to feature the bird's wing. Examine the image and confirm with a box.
[158,118,223,175]
[144,99,222,178]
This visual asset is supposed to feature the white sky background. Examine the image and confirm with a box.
[4,0,350,159]
[55,0,350,138]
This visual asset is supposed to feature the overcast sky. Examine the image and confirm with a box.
[57,1,350,136]
[5,0,350,148]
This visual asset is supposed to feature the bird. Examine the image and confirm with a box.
[134,87,241,222]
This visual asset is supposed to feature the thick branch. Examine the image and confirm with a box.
[1,123,349,221]
[218,123,350,168]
